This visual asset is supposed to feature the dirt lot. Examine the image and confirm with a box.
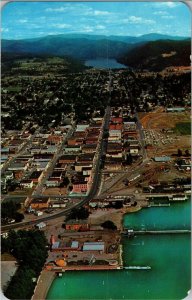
[42,187,68,196]
[88,207,141,230]
[139,111,190,130]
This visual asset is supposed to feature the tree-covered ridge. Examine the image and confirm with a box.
[2,229,48,299]
[118,39,191,71]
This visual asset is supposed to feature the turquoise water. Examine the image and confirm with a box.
[124,201,191,230]
[47,200,191,300]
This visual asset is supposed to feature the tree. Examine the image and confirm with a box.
[185,149,190,157]
[127,154,133,165]
[66,207,90,221]
[177,149,182,157]
[101,220,117,230]
[62,177,70,186]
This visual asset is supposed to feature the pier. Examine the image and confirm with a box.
[148,203,170,207]
[122,229,191,235]
[124,266,151,270]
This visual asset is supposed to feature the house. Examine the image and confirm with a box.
[82,144,97,153]
[73,131,87,138]
[47,134,62,144]
[105,157,122,170]
[109,124,122,130]
[30,197,50,209]
[59,155,77,164]
[65,219,90,231]
[77,153,94,163]
[85,138,98,144]
[72,174,92,193]
[72,181,88,193]
[64,145,81,153]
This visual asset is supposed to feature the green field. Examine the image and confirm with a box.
[6,86,22,92]
[174,122,191,135]
[2,196,25,204]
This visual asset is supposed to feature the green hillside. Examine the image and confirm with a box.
[118,39,191,71]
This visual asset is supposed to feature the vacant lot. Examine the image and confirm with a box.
[139,111,190,130]
[43,187,68,196]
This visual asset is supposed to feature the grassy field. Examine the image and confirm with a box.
[174,122,191,135]
[2,196,25,204]
[6,86,22,92]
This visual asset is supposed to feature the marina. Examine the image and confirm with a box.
[46,199,191,300]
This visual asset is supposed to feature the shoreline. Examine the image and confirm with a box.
[32,271,56,300]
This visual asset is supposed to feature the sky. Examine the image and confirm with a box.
[1,1,191,40]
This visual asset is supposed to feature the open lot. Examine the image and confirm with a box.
[43,187,68,196]
[139,111,190,130]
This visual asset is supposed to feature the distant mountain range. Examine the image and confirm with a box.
[2,33,190,70]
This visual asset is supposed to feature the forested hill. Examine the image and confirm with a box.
[118,39,191,71]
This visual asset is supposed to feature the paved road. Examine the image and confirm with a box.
[135,112,148,161]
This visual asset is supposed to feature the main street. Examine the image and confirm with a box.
[135,112,148,161]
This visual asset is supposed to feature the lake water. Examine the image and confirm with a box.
[46,200,191,300]
[85,58,127,69]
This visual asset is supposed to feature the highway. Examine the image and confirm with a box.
[2,106,111,232]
